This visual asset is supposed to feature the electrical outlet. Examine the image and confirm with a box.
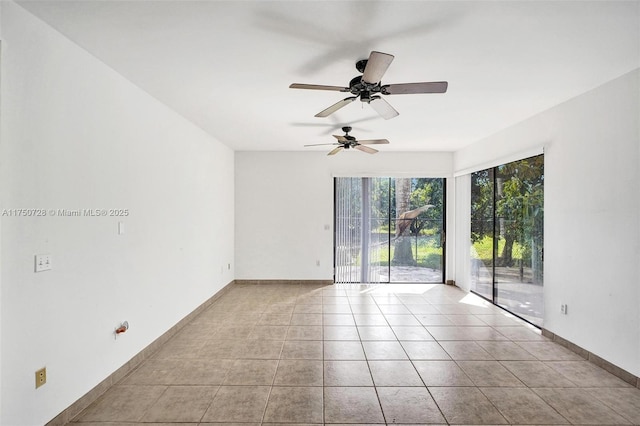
[561,304,568,315]
[35,254,52,272]
[35,367,46,389]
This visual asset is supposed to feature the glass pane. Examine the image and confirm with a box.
[370,177,391,283]
[471,169,495,300]
[370,218,390,283]
[336,177,445,284]
[390,178,444,283]
[494,155,544,326]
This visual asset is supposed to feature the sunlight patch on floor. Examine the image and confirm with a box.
[459,293,496,308]
[358,283,441,295]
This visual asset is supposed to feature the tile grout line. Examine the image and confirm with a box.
[64,283,640,425]
[320,288,325,425]
[259,297,277,426]
[397,295,452,425]
[350,289,388,425]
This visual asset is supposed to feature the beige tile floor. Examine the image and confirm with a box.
[70,283,640,425]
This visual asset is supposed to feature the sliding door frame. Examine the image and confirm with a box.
[333,177,446,284]
[470,154,544,327]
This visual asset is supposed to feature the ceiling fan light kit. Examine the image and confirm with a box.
[293,50,448,155]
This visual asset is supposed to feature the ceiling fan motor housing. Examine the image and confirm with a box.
[348,76,383,104]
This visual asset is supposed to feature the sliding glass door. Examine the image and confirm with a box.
[470,168,495,300]
[470,155,544,326]
[334,177,445,284]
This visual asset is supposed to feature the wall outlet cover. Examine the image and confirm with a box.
[35,367,46,389]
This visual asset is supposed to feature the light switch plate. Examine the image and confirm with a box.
[35,254,52,272]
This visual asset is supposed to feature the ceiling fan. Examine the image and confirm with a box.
[304,126,389,155]
[290,51,448,120]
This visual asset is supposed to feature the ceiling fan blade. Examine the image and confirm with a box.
[382,81,448,95]
[357,139,390,145]
[315,97,357,118]
[362,51,394,84]
[332,135,349,143]
[355,145,378,154]
[304,142,340,147]
[327,146,344,156]
[290,83,349,92]
[370,97,399,120]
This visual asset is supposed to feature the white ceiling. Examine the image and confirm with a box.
[17,1,640,152]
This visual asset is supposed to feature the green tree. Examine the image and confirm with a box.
[393,178,414,265]
[471,169,494,244]
[495,156,544,268]
[409,178,443,237]
[471,156,543,283]
[392,178,444,265]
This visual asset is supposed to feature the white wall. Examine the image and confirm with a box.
[454,69,640,376]
[0,3,235,425]
[235,151,453,281]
